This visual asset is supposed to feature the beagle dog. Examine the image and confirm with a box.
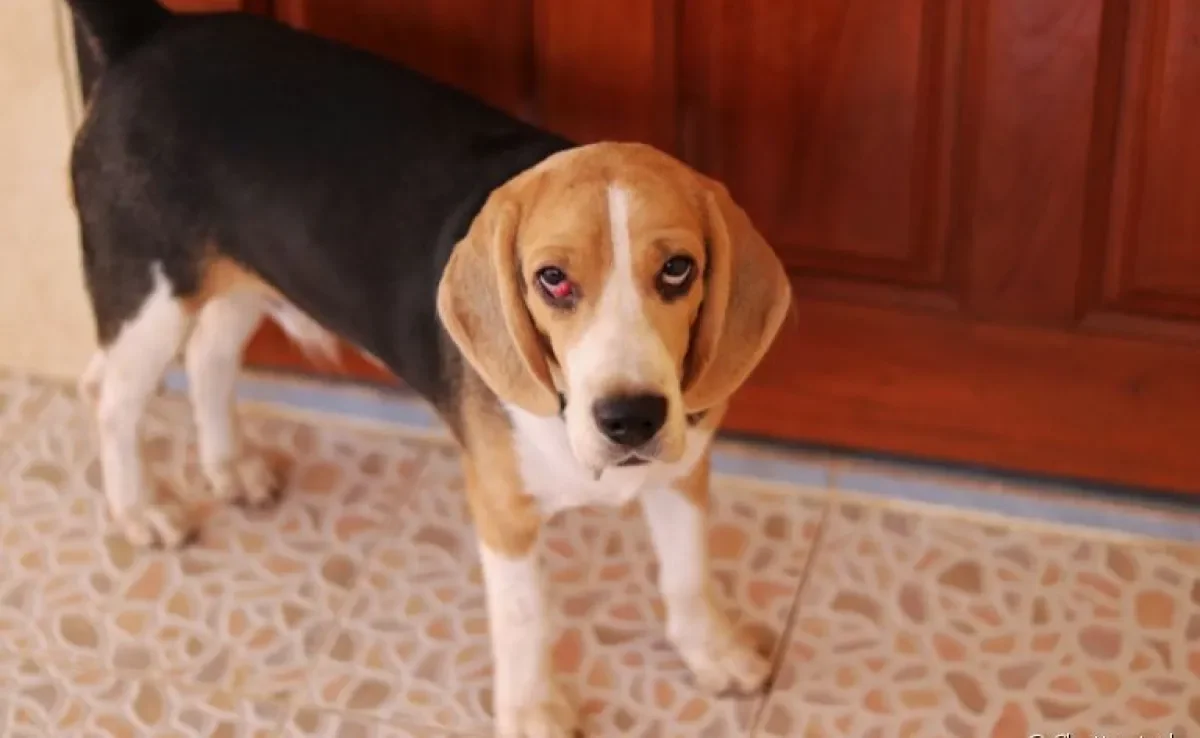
[66,1,791,735]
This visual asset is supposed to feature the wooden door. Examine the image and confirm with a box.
[231,0,1200,494]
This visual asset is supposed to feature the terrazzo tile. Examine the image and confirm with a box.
[0,388,432,695]
[0,654,286,737]
[300,445,827,736]
[0,369,76,442]
[284,707,476,737]
[6,370,1198,737]
[758,500,1200,737]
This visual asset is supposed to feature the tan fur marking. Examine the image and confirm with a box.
[672,448,712,511]
[438,198,559,415]
[682,179,792,411]
[458,371,543,556]
[440,141,789,423]
[184,250,341,368]
[673,405,724,510]
[184,253,280,312]
[516,147,708,387]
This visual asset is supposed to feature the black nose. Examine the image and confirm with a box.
[592,393,668,448]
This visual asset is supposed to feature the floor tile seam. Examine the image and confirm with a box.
[746,492,836,737]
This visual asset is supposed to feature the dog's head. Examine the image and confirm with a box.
[438,142,791,474]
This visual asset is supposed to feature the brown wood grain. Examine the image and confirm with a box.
[273,0,533,116]
[533,0,678,150]
[725,295,1200,494]
[162,0,254,13]
[1094,0,1200,321]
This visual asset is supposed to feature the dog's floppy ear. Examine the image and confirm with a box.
[683,177,792,412]
[438,193,560,415]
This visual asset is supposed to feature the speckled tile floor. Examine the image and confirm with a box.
[0,371,1197,737]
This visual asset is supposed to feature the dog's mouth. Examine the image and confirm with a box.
[615,456,650,468]
[589,452,655,481]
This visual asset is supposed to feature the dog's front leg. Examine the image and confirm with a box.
[465,459,578,738]
[642,456,772,695]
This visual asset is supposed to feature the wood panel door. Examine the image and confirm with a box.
[236,0,1200,494]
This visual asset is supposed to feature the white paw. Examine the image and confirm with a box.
[207,454,280,508]
[672,615,772,695]
[114,503,195,549]
[494,684,578,738]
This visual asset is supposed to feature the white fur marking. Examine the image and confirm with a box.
[562,186,644,390]
[642,486,772,694]
[95,264,192,546]
[606,185,640,318]
[560,185,683,471]
[480,545,575,737]
[505,402,710,515]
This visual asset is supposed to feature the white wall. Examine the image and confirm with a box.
[0,1,94,381]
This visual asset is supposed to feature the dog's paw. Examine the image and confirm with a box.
[671,612,772,696]
[681,635,772,695]
[115,503,196,549]
[494,684,579,738]
[207,454,281,509]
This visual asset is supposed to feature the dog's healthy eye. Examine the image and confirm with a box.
[536,266,575,305]
[657,256,696,297]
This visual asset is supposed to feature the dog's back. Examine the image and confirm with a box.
[68,0,567,387]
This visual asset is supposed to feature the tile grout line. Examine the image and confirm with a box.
[746,469,840,737]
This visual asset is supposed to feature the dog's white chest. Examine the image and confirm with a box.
[504,405,710,515]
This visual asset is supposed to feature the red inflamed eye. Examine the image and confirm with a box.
[536,266,575,305]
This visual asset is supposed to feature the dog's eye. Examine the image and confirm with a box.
[657,256,696,297]
[535,266,575,305]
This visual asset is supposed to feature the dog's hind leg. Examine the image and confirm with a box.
[93,263,195,548]
[78,350,105,407]
[184,290,279,508]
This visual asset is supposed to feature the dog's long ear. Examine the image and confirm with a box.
[682,177,792,412]
[438,193,559,415]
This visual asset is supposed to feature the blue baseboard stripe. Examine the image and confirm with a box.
[162,369,1200,544]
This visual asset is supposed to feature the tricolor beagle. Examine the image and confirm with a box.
[65,1,792,735]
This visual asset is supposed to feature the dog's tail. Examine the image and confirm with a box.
[65,0,171,67]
